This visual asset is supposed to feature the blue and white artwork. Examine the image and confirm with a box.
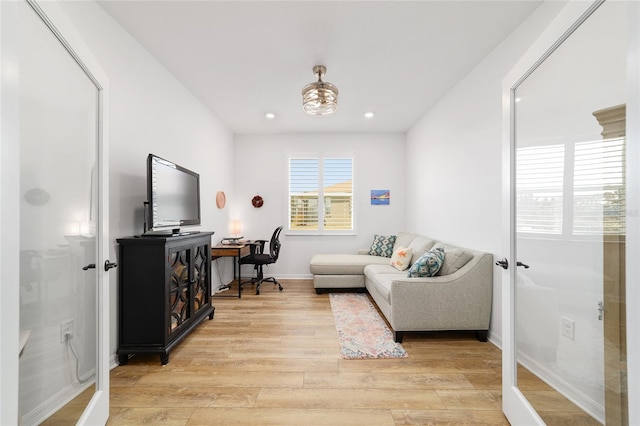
[371,190,390,205]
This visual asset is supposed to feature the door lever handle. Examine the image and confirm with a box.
[82,263,96,271]
[104,260,118,271]
[495,258,508,270]
[516,261,530,269]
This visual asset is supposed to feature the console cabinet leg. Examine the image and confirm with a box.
[117,353,129,365]
[160,352,169,365]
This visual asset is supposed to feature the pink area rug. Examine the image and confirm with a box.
[329,293,408,359]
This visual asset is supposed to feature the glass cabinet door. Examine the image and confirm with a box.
[168,248,191,335]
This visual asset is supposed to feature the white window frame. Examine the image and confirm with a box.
[286,153,355,235]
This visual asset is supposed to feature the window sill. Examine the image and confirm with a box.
[285,231,357,237]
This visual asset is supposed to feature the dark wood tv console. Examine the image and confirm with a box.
[116,232,214,365]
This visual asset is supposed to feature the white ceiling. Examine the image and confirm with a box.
[97,1,542,134]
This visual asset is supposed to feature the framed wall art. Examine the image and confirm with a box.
[371,190,390,205]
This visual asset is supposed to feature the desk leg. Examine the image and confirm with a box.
[237,254,242,298]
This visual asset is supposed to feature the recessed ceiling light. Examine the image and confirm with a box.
[515,97,522,103]
[364,112,374,119]
[265,112,276,119]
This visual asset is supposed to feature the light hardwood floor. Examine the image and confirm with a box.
[44,279,598,425]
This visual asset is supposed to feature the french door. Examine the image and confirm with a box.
[1,0,110,424]
[501,0,638,424]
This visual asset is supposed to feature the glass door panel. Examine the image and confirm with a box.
[512,1,627,423]
[17,1,104,424]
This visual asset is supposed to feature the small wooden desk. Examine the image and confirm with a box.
[211,243,252,298]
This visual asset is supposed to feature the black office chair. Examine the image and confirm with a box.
[240,226,283,295]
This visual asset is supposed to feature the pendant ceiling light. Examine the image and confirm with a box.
[302,65,339,116]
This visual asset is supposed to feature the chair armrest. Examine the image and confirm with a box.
[254,239,268,254]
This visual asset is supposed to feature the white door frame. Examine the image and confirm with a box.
[625,1,640,423]
[0,1,22,422]
[0,1,110,424]
[501,0,639,424]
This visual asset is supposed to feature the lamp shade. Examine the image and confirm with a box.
[230,220,242,236]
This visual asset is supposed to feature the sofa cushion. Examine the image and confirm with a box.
[364,265,401,304]
[389,246,413,271]
[392,232,436,265]
[432,242,474,275]
[408,236,436,264]
[310,254,390,275]
[364,263,400,277]
[438,248,474,276]
[368,234,397,258]
[407,247,445,277]
[393,232,418,250]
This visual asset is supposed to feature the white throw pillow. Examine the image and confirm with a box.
[389,246,413,271]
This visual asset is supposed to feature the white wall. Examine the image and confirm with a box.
[233,133,406,279]
[57,1,234,363]
[406,2,566,344]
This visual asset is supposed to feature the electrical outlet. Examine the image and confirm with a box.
[561,316,575,340]
[60,319,73,343]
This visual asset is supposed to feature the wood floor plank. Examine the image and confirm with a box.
[303,371,474,390]
[435,389,503,410]
[338,358,502,375]
[107,407,194,425]
[136,371,304,388]
[186,407,396,426]
[188,357,339,373]
[110,386,259,408]
[463,373,502,390]
[391,409,510,425]
[255,388,446,410]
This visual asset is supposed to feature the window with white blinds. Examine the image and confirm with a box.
[516,137,625,237]
[516,144,565,234]
[573,138,625,235]
[289,158,319,230]
[288,156,353,233]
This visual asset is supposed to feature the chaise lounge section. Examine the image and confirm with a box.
[310,232,493,342]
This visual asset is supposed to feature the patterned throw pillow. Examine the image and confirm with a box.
[407,247,445,277]
[390,246,414,271]
[368,234,397,258]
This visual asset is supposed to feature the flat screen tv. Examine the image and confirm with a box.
[145,154,201,235]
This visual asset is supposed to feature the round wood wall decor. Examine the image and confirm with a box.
[216,191,226,209]
[251,195,264,208]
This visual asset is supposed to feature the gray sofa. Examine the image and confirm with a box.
[310,232,493,342]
